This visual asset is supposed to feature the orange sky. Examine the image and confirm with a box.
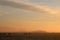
[0,19,60,32]
[0,0,60,33]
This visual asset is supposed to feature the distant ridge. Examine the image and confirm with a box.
[30,30,48,33]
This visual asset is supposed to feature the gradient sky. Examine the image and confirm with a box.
[0,0,60,32]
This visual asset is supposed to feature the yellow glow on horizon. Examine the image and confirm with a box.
[0,19,60,32]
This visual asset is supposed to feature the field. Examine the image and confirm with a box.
[0,33,60,40]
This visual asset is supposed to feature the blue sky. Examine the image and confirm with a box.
[21,0,60,7]
[0,0,60,32]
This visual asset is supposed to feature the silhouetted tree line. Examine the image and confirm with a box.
[0,33,60,40]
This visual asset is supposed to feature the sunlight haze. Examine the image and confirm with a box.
[0,0,60,33]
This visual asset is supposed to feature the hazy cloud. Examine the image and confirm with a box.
[0,0,60,16]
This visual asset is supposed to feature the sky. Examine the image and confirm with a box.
[0,0,60,32]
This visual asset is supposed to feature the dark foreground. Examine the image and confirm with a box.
[0,33,60,40]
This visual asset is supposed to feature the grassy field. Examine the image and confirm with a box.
[0,33,60,40]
